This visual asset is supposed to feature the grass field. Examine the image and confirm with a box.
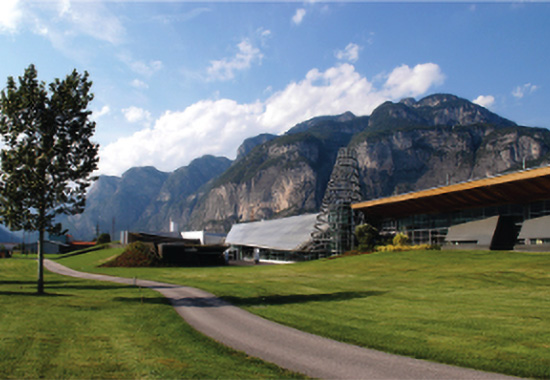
[0,256,304,379]
[54,248,550,379]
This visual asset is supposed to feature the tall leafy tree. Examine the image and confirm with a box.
[0,64,99,294]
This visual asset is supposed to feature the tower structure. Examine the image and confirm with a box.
[311,148,362,256]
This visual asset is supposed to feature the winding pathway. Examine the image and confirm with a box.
[45,260,518,379]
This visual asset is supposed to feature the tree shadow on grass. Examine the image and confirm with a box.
[113,296,172,306]
[0,279,100,286]
[45,283,134,291]
[114,295,232,308]
[0,280,37,285]
[0,280,72,296]
[114,290,388,309]
[1,280,135,295]
[0,290,70,297]
[223,291,388,307]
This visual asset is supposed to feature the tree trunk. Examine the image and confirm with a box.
[37,228,44,295]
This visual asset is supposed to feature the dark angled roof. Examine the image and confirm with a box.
[445,216,499,246]
[352,165,550,219]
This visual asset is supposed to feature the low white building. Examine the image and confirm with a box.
[180,231,226,245]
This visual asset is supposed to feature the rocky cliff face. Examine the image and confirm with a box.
[61,93,550,238]
[353,125,550,199]
[188,140,323,231]
[471,127,550,177]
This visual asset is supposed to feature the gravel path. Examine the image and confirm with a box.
[45,259,518,380]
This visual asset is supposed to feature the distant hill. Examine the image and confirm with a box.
[59,93,550,238]
[0,225,21,244]
[59,155,231,240]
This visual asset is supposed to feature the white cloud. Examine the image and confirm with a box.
[60,1,125,45]
[154,7,212,24]
[0,0,22,33]
[383,63,445,99]
[93,105,111,119]
[122,106,152,125]
[99,100,263,175]
[335,43,361,63]
[292,8,306,25]
[258,27,271,40]
[98,62,446,176]
[259,64,383,130]
[119,53,163,77]
[512,83,539,99]
[131,79,149,89]
[5,1,125,60]
[473,95,495,109]
[207,39,263,81]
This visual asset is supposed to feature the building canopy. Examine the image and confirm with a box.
[226,214,320,251]
[352,166,550,219]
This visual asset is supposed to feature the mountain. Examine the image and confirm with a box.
[285,111,358,135]
[185,111,372,231]
[0,225,21,244]
[60,166,169,239]
[367,94,516,132]
[185,94,549,231]
[60,155,231,240]
[134,155,232,232]
[236,133,278,160]
[60,94,550,238]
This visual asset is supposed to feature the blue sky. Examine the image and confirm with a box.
[1,1,549,176]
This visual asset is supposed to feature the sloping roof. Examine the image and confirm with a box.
[518,215,550,240]
[127,232,198,245]
[352,166,550,218]
[226,214,319,251]
[445,216,499,246]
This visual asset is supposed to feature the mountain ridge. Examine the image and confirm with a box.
[60,94,550,239]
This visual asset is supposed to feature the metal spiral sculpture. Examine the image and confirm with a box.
[311,148,362,256]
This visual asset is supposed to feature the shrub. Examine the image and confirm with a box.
[96,233,111,245]
[375,243,441,252]
[101,241,159,267]
[355,224,379,252]
[393,232,410,246]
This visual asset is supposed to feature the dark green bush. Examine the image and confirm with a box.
[96,233,111,245]
[355,224,379,252]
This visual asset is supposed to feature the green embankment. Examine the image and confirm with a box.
[56,248,550,379]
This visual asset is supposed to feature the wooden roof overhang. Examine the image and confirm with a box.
[352,166,550,219]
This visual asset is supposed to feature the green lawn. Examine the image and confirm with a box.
[55,248,550,379]
[0,256,304,379]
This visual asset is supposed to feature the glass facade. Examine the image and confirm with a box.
[376,199,550,246]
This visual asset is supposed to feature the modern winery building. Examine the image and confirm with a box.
[352,165,550,251]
